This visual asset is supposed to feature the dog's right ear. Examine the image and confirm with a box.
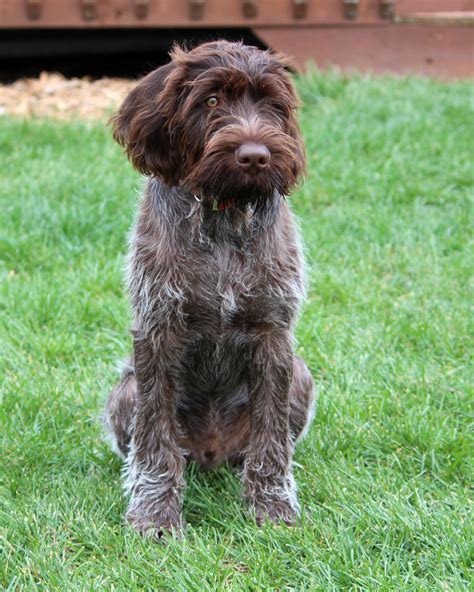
[111,61,184,184]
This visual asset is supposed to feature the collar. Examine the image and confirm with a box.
[193,194,236,211]
[212,196,236,211]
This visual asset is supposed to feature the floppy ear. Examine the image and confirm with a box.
[111,61,184,184]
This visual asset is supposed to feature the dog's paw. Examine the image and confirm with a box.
[244,465,300,527]
[253,497,299,527]
[126,507,185,540]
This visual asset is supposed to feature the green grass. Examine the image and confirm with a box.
[1,70,473,591]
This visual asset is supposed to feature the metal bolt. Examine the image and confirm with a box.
[380,0,396,20]
[343,0,359,20]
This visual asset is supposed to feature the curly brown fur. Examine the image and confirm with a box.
[104,40,315,538]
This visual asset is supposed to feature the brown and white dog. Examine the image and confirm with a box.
[104,40,315,538]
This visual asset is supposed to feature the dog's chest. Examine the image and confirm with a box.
[180,232,302,336]
[185,245,250,330]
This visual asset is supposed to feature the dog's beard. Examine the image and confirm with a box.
[184,152,296,213]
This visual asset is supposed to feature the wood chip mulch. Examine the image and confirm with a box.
[0,72,136,120]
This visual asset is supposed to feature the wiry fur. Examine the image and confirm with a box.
[104,40,315,538]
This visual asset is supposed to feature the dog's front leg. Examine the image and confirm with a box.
[244,328,299,526]
[124,330,186,539]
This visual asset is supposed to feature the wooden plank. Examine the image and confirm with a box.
[255,24,474,79]
[0,0,387,28]
[3,0,474,27]
[397,11,474,24]
[396,0,474,15]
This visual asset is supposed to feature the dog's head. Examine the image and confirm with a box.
[112,41,306,209]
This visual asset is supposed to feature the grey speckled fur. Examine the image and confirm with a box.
[103,40,315,538]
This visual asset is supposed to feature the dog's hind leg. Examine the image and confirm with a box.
[103,361,137,458]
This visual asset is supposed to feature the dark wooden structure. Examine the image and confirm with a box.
[1,0,473,78]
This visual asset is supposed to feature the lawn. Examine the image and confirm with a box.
[0,70,472,591]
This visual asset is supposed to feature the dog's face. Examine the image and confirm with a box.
[112,41,306,208]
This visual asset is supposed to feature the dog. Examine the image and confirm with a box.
[104,40,315,538]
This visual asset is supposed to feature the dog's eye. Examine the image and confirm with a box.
[206,96,219,108]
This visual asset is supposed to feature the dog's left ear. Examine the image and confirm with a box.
[111,60,184,184]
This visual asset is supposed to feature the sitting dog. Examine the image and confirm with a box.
[104,40,315,538]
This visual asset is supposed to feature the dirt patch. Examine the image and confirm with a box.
[0,72,135,120]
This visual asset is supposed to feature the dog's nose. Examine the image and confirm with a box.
[235,143,271,173]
